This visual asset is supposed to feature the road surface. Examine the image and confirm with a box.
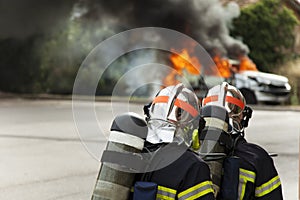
[0,99,298,199]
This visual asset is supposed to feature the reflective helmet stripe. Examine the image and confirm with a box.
[152,95,169,104]
[152,96,199,117]
[225,96,245,110]
[203,95,245,109]
[174,99,199,117]
[202,95,218,105]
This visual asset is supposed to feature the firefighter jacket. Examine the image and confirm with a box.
[233,138,283,200]
[132,146,215,200]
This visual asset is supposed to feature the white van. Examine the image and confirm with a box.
[233,70,291,104]
[195,66,291,104]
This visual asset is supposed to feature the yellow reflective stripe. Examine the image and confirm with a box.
[156,194,175,200]
[240,168,255,183]
[238,169,256,200]
[178,181,214,200]
[157,185,176,200]
[238,178,247,200]
[240,175,254,183]
[240,168,255,177]
[158,185,177,194]
[184,188,214,200]
[255,176,281,197]
[178,181,212,197]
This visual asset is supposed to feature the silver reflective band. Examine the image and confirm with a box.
[109,130,144,150]
[204,117,228,132]
[157,185,177,200]
[238,169,256,200]
[93,180,130,199]
[255,176,281,197]
[178,181,214,200]
[239,169,255,182]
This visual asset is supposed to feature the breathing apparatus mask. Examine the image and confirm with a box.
[144,83,200,147]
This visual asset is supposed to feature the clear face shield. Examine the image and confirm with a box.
[146,84,200,146]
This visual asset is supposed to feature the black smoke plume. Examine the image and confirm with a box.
[81,0,249,58]
[0,0,75,39]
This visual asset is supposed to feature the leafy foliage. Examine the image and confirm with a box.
[231,0,299,72]
[0,36,44,93]
[37,20,91,94]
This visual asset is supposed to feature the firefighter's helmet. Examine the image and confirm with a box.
[202,82,249,132]
[144,83,200,146]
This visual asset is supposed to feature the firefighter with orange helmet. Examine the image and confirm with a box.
[131,83,215,200]
[202,82,283,200]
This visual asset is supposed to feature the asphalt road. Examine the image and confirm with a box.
[0,99,299,199]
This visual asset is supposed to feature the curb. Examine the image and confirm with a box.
[250,105,300,112]
[1,93,300,112]
[0,93,151,104]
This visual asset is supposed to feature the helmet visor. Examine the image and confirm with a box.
[226,85,245,117]
[202,83,245,117]
[150,95,199,125]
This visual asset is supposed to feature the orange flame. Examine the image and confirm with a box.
[165,47,258,86]
[213,55,258,78]
[164,49,201,86]
[213,55,231,78]
[239,56,258,71]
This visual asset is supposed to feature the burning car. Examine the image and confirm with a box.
[233,70,291,104]
[165,49,291,105]
[207,58,291,104]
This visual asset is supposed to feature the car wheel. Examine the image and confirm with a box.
[240,89,257,105]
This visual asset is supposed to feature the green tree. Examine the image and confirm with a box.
[38,14,117,95]
[38,21,85,94]
[231,0,299,72]
[0,35,45,93]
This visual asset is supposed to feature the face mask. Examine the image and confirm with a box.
[146,119,176,144]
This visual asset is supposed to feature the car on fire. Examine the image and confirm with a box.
[234,70,291,104]
[196,60,291,105]
[169,50,291,105]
